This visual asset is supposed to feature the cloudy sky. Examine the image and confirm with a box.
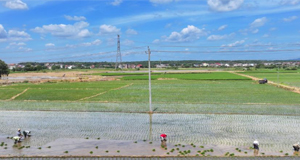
[0,0,299,63]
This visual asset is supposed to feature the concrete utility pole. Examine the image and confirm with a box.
[115,35,122,70]
[146,46,152,113]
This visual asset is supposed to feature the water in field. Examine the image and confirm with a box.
[0,111,300,156]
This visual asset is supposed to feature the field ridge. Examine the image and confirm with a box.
[79,83,133,101]
[9,87,29,101]
[231,72,300,94]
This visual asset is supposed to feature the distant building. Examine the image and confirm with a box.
[156,64,169,68]
[8,64,16,70]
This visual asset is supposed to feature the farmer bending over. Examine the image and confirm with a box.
[293,142,300,151]
[253,139,259,150]
[160,134,167,142]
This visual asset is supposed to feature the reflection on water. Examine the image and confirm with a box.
[254,149,259,156]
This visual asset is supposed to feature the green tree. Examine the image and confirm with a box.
[0,60,9,79]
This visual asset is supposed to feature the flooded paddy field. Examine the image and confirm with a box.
[1,111,300,157]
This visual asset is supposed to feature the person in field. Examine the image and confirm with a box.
[160,134,167,142]
[293,142,300,151]
[16,129,23,139]
[253,139,259,150]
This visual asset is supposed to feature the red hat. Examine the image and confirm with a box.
[160,134,167,138]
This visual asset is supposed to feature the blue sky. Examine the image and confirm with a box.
[0,0,299,63]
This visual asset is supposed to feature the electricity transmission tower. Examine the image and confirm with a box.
[115,35,122,70]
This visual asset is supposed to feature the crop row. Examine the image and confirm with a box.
[1,111,300,151]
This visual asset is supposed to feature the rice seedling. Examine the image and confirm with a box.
[64,151,68,153]
[4,147,7,149]
[285,153,289,156]
[117,150,120,153]
[38,147,41,149]
[95,146,98,149]
[105,150,109,153]
[47,146,51,148]
[90,151,93,154]
[152,149,155,152]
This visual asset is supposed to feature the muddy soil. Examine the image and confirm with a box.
[0,137,292,157]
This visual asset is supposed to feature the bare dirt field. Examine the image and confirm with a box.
[0,71,115,84]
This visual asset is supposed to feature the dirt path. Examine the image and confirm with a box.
[231,72,300,94]
[9,88,29,100]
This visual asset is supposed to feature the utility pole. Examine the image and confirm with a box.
[146,46,152,113]
[115,35,122,70]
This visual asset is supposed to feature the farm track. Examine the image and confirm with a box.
[78,83,133,101]
[8,88,29,101]
[231,72,300,94]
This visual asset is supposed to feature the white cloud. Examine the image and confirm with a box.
[5,0,28,10]
[0,24,8,39]
[9,42,26,46]
[222,40,245,47]
[250,17,267,28]
[262,34,269,38]
[152,39,160,43]
[218,25,227,31]
[77,29,91,38]
[150,0,174,4]
[8,30,31,41]
[165,25,208,42]
[252,29,259,34]
[207,33,235,41]
[283,16,298,22]
[165,23,172,28]
[45,43,55,47]
[269,27,277,31]
[64,15,86,21]
[0,25,31,42]
[18,46,32,52]
[207,0,243,12]
[280,0,300,5]
[31,21,90,38]
[66,39,102,48]
[123,39,134,46]
[99,24,121,35]
[126,29,138,35]
[111,0,123,6]
[82,39,102,46]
